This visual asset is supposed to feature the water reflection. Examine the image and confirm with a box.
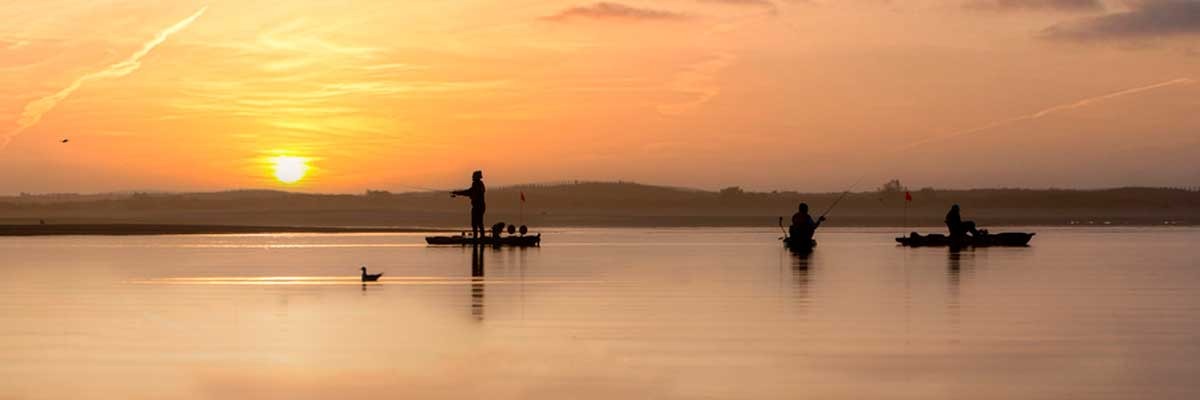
[789,249,813,308]
[947,249,962,293]
[946,248,979,326]
[471,245,485,321]
[946,248,975,307]
[4,228,1200,398]
[361,281,383,293]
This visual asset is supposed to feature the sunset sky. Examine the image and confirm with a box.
[1,0,1197,194]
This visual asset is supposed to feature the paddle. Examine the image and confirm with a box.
[778,216,788,241]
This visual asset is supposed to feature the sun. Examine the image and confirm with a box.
[270,156,309,184]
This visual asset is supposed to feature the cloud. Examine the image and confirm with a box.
[657,52,737,116]
[0,7,208,150]
[653,0,783,116]
[542,2,688,22]
[965,0,1104,12]
[1041,0,1200,41]
[895,78,1198,152]
[699,0,774,4]
[698,0,780,15]
[3,38,31,49]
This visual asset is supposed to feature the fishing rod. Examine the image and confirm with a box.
[777,177,862,240]
[819,177,864,220]
[391,183,446,193]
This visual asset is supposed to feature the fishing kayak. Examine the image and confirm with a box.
[783,238,817,251]
[895,232,1034,247]
[777,216,818,252]
[425,234,541,247]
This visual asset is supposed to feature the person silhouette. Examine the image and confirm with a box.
[790,202,825,244]
[490,222,507,239]
[945,204,979,238]
[452,170,487,238]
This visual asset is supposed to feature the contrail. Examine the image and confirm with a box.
[894,77,1197,153]
[1,6,208,150]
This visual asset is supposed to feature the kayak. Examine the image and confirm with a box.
[425,234,541,247]
[895,232,1034,248]
[783,237,817,251]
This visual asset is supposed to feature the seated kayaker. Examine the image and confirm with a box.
[945,204,980,238]
[491,222,507,239]
[790,202,825,242]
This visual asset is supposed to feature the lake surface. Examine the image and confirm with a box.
[1,227,1198,399]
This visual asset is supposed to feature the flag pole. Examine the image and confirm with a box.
[903,191,911,231]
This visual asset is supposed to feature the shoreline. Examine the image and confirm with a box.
[0,224,454,236]
[0,222,1191,237]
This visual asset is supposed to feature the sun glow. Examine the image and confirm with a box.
[270,156,310,184]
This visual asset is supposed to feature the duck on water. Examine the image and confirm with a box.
[361,266,383,282]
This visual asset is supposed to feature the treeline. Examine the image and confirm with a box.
[1,182,1197,227]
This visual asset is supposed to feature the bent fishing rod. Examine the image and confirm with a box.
[778,177,861,239]
[819,177,864,220]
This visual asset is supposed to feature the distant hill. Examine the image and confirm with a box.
[1,182,1197,227]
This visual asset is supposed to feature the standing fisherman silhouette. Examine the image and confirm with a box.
[945,204,979,239]
[452,170,486,239]
[790,203,825,245]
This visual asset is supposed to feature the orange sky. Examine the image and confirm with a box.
[1,0,1197,193]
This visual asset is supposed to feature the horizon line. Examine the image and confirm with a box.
[3,181,1199,197]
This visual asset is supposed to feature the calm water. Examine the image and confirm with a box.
[1,227,1198,399]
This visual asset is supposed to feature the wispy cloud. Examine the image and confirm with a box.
[542,2,689,22]
[153,16,515,159]
[896,78,1198,152]
[657,52,737,116]
[0,7,208,150]
[1041,0,1200,41]
[964,0,1103,13]
[2,38,31,50]
[1025,78,1197,118]
[698,0,780,15]
[654,0,786,116]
